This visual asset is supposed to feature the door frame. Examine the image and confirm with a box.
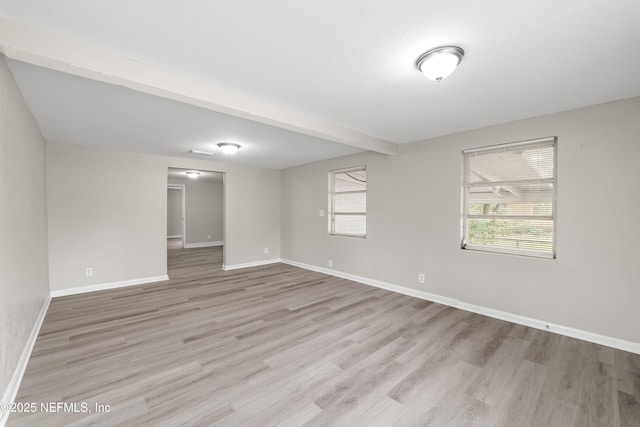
[167,184,186,248]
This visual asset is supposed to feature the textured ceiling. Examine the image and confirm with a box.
[1,0,639,168]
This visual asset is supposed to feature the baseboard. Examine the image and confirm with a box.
[0,295,51,427]
[183,241,223,249]
[167,235,182,238]
[223,258,281,271]
[50,275,170,298]
[281,259,640,355]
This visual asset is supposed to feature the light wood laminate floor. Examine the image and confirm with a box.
[9,246,640,426]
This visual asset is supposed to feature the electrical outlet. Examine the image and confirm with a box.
[418,273,425,284]
[328,259,333,268]
[264,247,269,254]
[207,235,212,240]
[85,267,93,277]
[319,209,325,217]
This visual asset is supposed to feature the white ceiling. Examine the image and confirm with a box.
[6,59,363,169]
[1,0,639,169]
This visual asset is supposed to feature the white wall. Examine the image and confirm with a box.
[282,97,640,344]
[46,143,280,291]
[167,187,182,237]
[0,56,49,402]
[168,174,224,244]
[47,144,167,290]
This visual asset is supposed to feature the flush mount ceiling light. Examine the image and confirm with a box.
[186,171,200,179]
[416,46,465,82]
[217,142,241,154]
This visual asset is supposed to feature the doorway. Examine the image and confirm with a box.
[167,168,225,273]
[167,184,185,249]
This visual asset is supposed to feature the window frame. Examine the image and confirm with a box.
[329,165,367,238]
[461,137,557,259]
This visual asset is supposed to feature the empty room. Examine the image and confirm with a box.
[1,1,639,426]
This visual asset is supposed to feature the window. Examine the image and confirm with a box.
[329,166,366,237]
[462,137,557,258]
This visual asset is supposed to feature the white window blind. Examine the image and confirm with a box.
[462,137,557,258]
[329,166,366,237]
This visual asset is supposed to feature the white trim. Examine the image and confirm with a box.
[167,235,182,239]
[281,259,459,307]
[280,259,640,355]
[463,244,555,259]
[329,164,367,174]
[462,136,556,154]
[167,183,186,249]
[50,275,169,298]
[1,296,51,427]
[183,241,223,249]
[222,258,281,271]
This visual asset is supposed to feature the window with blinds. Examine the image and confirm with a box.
[462,137,557,258]
[329,166,366,237]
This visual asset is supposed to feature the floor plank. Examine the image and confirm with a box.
[8,246,640,426]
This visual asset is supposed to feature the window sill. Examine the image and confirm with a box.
[462,244,555,259]
[329,233,366,239]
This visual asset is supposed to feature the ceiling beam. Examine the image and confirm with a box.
[0,17,398,155]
